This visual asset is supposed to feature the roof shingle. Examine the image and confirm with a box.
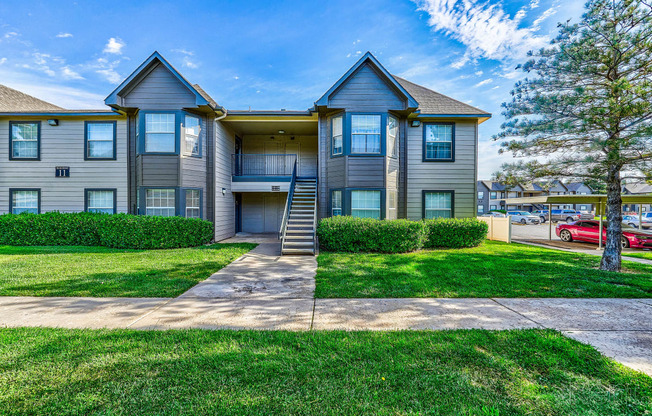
[0,84,63,112]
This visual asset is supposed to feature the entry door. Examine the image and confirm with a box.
[264,195,279,233]
[264,142,278,175]
[234,193,242,233]
[285,142,300,176]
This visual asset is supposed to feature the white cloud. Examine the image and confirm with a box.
[474,78,494,87]
[533,7,558,28]
[4,31,18,39]
[103,37,125,54]
[56,33,73,38]
[0,58,6,65]
[475,70,483,76]
[96,68,121,84]
[61,66,84,80]
[182,56,198,69]
[413,0,550,66]
[530,0,540,9]
[172,48,194,55]
[234,76,239,80]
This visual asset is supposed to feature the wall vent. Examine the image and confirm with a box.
[271,185,281,192]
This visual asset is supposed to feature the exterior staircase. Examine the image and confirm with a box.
[281,178,317,255]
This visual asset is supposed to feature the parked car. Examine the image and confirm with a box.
[556,220,652,248]
[481,212,506,218]
[575,210,594,220]
[550,209,581,223]
[534,209,549,223]
[622,215,652,229]
[506,210,541,225]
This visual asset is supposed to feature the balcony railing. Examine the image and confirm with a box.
[232,154,297,177]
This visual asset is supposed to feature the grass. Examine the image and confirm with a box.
[316,240,652,298]
[622,250,652,261]
[0,243,256,297]
[0,328,650,415]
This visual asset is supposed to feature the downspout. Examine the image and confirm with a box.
[215,107,228,122]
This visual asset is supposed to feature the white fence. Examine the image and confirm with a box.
[477,216,512,243]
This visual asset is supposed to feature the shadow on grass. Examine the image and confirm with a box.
[1,328,649,415]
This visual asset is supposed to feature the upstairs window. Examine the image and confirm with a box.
[184,115,200,156]
[424,191,453,219]
[478,191,484,200]
[490,192,497,199]
[11,189,40,214]
[10,122,40,160]
[351,190,381,219]
[85,122,116,159]
[351,115,381,154]
[146,188,176,216]
[185,189,200,218]
[331,115,343,156]
[387,115,398,157]
[423,123,454,161]
[145,113,175,153]
[331,190,342,216]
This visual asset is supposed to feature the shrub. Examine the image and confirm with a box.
[0,212,213,249]
[490,209,507,214]
[423,217,488,249]
[317,216,426,253]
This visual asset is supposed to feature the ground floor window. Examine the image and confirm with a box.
[490,205,497,210]
[351,190,380,219]
[477,205,484,214]
[146,189,175,216]
[185,189,200,218]
[579,205,587,211]
[86,189,116,214]
[424,191,453,219]
[331,190,342,216]
[10,189,39,214]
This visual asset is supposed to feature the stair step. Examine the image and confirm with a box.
[283,241,314,247]
[284,235,313,240]
[282,248,315,255]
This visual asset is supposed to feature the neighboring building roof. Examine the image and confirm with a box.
[623,182,652,194]
[392,76,491,117]
[479,180,506,191]
[565,182,592,193]
[0,84,63,112]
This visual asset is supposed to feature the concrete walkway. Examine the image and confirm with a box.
[1,237,651,375]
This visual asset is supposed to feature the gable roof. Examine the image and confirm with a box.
[104,51,223,112]
[623,182,652,194]
[315,52,419,109]
[0,84,63,112]
[565,182,592,192]
[392,76,491,117]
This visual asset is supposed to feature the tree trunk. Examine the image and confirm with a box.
[600,164,622,271]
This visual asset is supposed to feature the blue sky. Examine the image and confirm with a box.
[0,0,586,177]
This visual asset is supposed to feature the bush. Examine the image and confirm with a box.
[490,209,507,214]
[317,216,426,253]
[0,212,214,249]
[423,217,488,249]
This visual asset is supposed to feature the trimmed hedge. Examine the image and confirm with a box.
[0,212,214,249]
[423,217,488,249]
[317,216,488,253]
[317,216,426,253]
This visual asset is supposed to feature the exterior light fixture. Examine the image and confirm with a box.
[222,188,226,196]
[278,130,285,134]
[410,120,421,127]
[47,119,59,126]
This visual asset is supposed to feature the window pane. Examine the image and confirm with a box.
[425,124,453,160]
[87,123,114,158]
[351,190,380,219]
[146,189,176,216]
[184,116,200,156]
[331,190,342,216]
[332,116,343,155]
[11,123,38,158]
[477,205,484,213]
[388,116,398,157]
[185,189,200,218]
[351,115,381,154]
[88,190,115,214]
[12,190,38,214]
[425,192,452,219]
[145,113,175,153]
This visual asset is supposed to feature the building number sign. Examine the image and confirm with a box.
[55,166,70,177]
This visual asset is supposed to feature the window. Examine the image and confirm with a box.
[387,115,398,157]
[332,115,343,156]
[423,123,453,161]
[184,115,200,156]
[478,205,484,214]
[351,190,381,219]
[10,122,40,159]
[331,190,342,216]
[85,122,115,159]
[86,189,115,214]
[388,190,397,218]
[145,113,175,153]
[478,191,484,200]
[351,114,381,154]
[490,192,497,199]
[579,205,587,211]
[490,205,497,210]
[10,189,39,214]
[185,189,200,218]
[424,191,453,219]
[145,189,176,216]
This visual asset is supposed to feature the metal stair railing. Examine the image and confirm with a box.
[278,159,298,244]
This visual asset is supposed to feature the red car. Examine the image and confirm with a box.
[556,220,652,249]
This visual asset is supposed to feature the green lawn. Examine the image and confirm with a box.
[316,241,652,298]
[0,244,255,297]
[1,328,650,415]
[622,250,652,261]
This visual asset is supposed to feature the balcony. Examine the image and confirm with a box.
[231,154,297,192]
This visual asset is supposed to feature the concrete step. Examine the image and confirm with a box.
[282,248,315,255]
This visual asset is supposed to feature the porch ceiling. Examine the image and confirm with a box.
[223,114,318,136]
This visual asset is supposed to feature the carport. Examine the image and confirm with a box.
[502,194,652,248]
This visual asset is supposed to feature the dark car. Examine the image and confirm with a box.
[555,220,652,248]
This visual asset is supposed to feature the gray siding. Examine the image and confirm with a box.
[329,63,406,111]
[0,117,128,213]
[347,156,385,188]
[406,120,478,220]
[214,120,235,241]
[138,155,179,186]
[123,63,197,109]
